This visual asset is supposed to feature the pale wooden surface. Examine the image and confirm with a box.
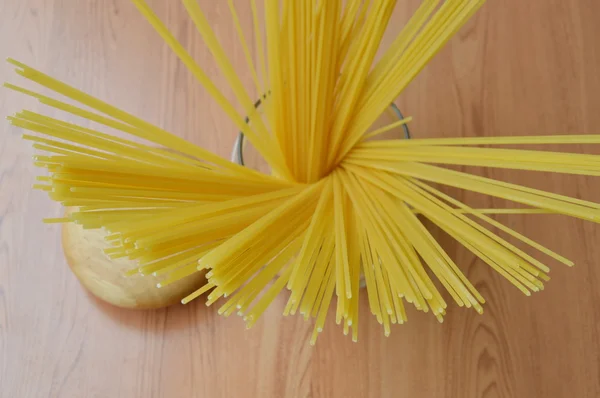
[2,1,600,397]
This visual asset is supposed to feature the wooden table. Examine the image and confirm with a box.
[2,1,599,397]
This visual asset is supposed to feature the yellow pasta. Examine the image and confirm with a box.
[7,0,600,345]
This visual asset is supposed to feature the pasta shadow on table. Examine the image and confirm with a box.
[85,287,215,333]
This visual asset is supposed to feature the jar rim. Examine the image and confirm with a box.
[231,103,411,166]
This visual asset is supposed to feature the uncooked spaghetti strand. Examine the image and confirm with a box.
[378,262,398,327]
[222,237,303,316]
[97,211,246,245]
[351,198,396,318]
[204,215,311,295]
[334,0,389,99]
[306,0,318,178]
[346,200,361,333]
[353,168,547,293]
[181,0,286,166]
[360,157,600,212]
[353,0,373,34]
[116,185,301,229]
[289,240,324,316]
[50,170,283,195]
[11,94,214,170]
[244,267,294,329]
[198,181,324,271]
[350,144,600,167]
[355,178,435,303]
[385,266,405,322]
[342,1,485,157]
[136,238,225,267]
[359,228,383,323]
[332,171,352,300]
[438,208,554,215]
[42,157,291,192]
[18,121,182,168]
[329,0,389,158]
[69,188,233,204]
[156,262,205,288]
[358,175,473,308]
[206,222,306,305]
[45,167,266,198]
[361,117,413,140]
[457,235,534,296]
[181,282,216,305]
[67,188,234,204]
[282,0,297,179]
[288,180,332,291]
[303,0,321,180]
[125,3,291,177]
[301,233,335,319]
[410,178,573,267]
[7,59,248,172]
[348,174,429,310]
[347,154,600,178]
[30,142,110,161]
[110,187,302,241]
[398,194,541,297]
[339,0,362,46]
[362,1,482,122]
[264,0,288,163]
[250,0,267,91]
[366,192,451,310]
[310,260,336,345]
[14,109,207,169]
[345,159,600,219]
[347,165,539,273]
[126,201,279,249]
[361,0,452,106]
[286,243,324,314]
[342,169,416,305]
[138,245,212,276]
[348,145,600,175]
[207,213,309,297]
[69,187,231,202]
[334,2,363,96]
[135,237,223,267]
[359,135,600,147]
[367,0,440,93]
[336,0,372,66]
[298,1,310,180]
[327,0,396,168]
[315,0,342,182]
[402,178,552,278]
[55,189,202,207]
[367,0,484,108]
[226,0,261,94]
[20,114,209,171]
[78,209,171,223]
[244,266,298,329]
[427,162,600,212]
[308,238,335,319]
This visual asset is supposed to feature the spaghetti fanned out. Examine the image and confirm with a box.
[7,0,600,344]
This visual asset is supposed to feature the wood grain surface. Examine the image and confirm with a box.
[2,1,600,397]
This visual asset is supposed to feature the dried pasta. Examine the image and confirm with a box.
[6,0,600,345]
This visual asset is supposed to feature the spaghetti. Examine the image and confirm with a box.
[6,0,600,345]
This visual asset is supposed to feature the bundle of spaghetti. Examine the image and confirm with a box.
[6,0,600,344]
